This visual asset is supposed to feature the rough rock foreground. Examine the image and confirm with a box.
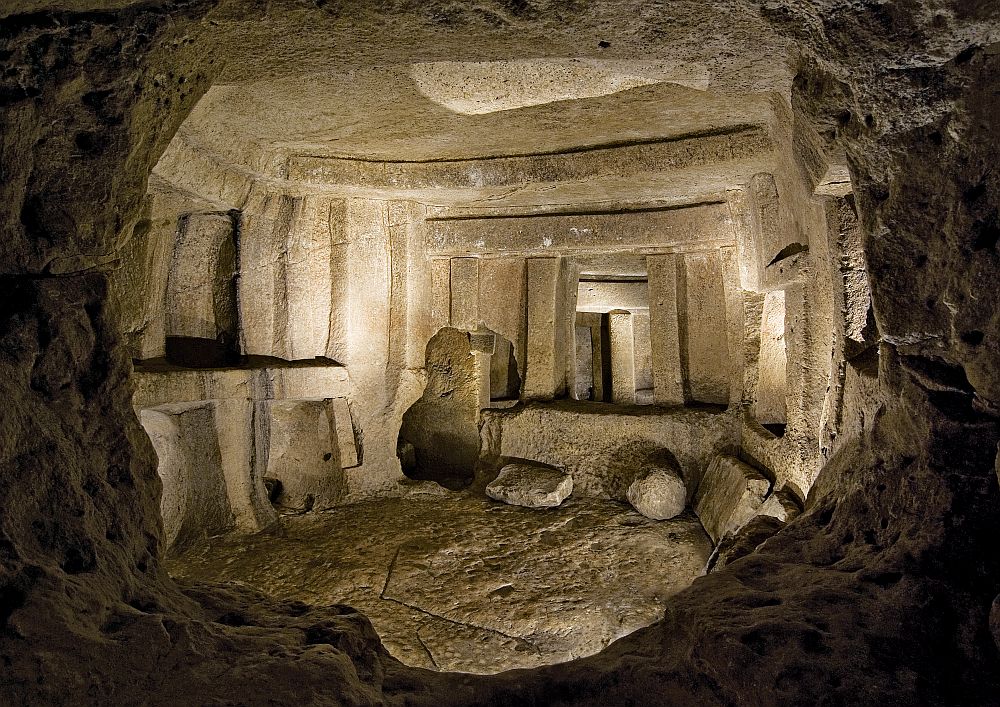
[0,1,998,706]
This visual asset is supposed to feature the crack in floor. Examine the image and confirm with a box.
[415,630,440,669]
[380,546,402,600]
[380,593,539,653]
[380,543,539,653]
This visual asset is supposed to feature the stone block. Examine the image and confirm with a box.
[694,454,771,543]
[262,399,346,511]
[478,257,527,379]
[756,485,802,523]
[720,245,747,407]
[140,402,236,550]
[486,463,573,508]
[755,289,787,425]
[284,196,344,360]
[164,211,239,366]
[682,251,731,404]
[450,257,480,330]
[632,310,653,400]
[430,258,452,331]
[524,257,563,400]
[705,514,785,573]
[576,280,649,312]
[426,203,735,256]
[328,397,359,468]
[239,190,294,357]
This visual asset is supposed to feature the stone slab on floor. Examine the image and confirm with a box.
[485,463,573,508]
[168,495,711,673]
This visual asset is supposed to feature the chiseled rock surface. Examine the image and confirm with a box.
[756,485,803,523]
[693,454,772,543]
[170,495,712,673]
[486,463,573,508]
[705,514,786,573]
[626,466,687,520]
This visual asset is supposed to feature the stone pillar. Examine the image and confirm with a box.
[479,257,527,383]
[574,311,604,401]
[430,258,451,332]
[573,321,594,400]
[284,196,343,360]
[608,309,636,404]
[756,289,787,424]
[490,335,519,401]
[327,397,359,469]
[683,251,731,405]
[450,257,480,330]
[720,245,747,407]
[632,310,653,400]
[469,328,496,412]
[239,189,294,357]
[591,318,606,402]
[165,211,239,367]
[647,254,685,405]
[403,202,432,370]
[524,257,563,400]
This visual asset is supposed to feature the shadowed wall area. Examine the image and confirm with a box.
[0,1,998,704]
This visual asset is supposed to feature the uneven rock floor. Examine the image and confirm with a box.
[168,494,711,673]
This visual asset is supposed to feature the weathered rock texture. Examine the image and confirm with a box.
[626,466,687,521]
[486,463,574,508]
[1,0,999,705]
[171,495,710,673]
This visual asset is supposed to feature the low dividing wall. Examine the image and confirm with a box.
[481,401,739,500]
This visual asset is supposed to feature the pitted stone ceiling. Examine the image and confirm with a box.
[135,0,805,209]
[181,67,779,165]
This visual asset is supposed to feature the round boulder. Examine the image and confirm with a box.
[626,466,686,520]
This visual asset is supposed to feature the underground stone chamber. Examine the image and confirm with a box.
[1,1,998,704]
[115,51,901,671]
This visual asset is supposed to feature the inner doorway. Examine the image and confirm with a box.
[573,276,652,405]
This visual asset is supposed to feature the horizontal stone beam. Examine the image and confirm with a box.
[288,125,771,191]
[132,362,350,409]
[576,280,649,312]
[426,203,735,257]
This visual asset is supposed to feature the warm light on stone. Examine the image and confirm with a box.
[1,1,997,703]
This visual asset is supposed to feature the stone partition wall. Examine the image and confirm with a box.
[132,360,357,546]
[113,133,851,508]
[114,125,841,508]
[482,402,738,500]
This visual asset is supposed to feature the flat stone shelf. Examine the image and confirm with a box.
[168,494,711,674]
